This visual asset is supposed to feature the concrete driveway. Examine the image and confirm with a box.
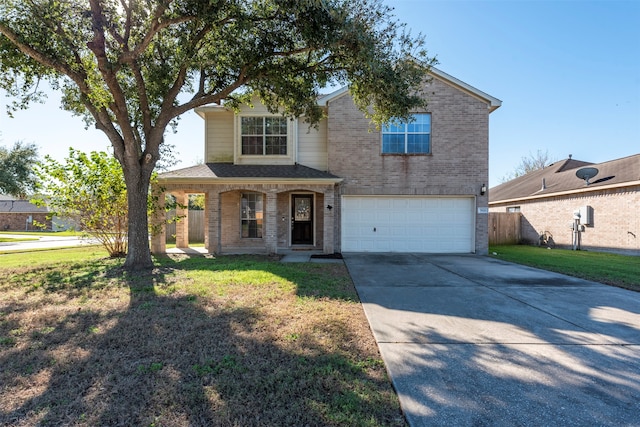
[343,253,640,427]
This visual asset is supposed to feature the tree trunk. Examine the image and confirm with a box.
[123,165,154,270]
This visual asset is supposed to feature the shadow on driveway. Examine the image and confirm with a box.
[344,253,640,427]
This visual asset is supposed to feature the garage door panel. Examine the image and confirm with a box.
[342,196,474,253]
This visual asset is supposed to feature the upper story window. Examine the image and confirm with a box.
[507,206,521,213]
[241,116,288,155]
[382,113,431,154]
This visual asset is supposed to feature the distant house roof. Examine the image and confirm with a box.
[159,163,341,184]
[0,198,48,213]
[489,154,640,204]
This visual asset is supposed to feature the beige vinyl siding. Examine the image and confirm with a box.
[298,118,328,171]
[205,110,234,163]
[235,100,296,165]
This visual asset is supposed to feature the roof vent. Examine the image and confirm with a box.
[541,178,546,190]
[568,154,572,159]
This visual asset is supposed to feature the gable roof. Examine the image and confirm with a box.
[159,163,341,184]
[0,199,48,213]
[318,67,502,112]
[489,154,640,204]
[196,67,502,115]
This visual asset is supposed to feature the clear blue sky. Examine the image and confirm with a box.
[1,0,639,187]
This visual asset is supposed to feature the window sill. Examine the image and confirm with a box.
[381,153,432,156]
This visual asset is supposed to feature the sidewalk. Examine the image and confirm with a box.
[0,234,96,252]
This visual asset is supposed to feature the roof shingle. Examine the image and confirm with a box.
[489,154,640,203]
[159,163,340,180]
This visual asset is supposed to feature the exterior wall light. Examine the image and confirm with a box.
[480,184,487,196]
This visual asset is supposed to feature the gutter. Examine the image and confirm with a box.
[157,177,343,186]
[489,180,640,206]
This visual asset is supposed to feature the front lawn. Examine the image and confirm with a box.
[490,245,640,292]
[0,248,405,426]
[0,230,80,237]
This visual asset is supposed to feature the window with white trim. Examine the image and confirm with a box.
[241,193,263,238]
[382,113,431,154]
[241,116,288,155]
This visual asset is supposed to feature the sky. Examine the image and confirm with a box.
[1,0,639,187]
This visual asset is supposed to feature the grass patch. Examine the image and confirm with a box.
[490,245,640,292]
[0,237,39,243]
[0,230,81,237]
[0,248,405,426]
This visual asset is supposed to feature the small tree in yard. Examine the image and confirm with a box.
[1,0,434,269]
[33,149,130,257]
[0,141,38,198]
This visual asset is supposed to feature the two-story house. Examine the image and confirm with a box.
[152,67,501,256]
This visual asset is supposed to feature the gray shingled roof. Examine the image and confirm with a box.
[489,154,640,203]
[159,163,340,180]
[0,199,48,213]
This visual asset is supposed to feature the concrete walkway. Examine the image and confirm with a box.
[343,253,640,427]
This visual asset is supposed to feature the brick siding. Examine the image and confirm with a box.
[490,186,640,255]
[327,77,490,254]
[0,213,51,231]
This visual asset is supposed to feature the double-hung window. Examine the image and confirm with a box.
[382,113,431,154]
[241,116,288,155]
[241,193,263,238]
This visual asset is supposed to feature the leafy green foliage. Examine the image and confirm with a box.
[32,149,129,257]
[0,141,38,197]
[1,0,435,268]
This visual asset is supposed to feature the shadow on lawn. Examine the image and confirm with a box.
[0,256,403,426]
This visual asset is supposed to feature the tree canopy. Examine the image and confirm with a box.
[1,0,435,269]
[0,141,38,198]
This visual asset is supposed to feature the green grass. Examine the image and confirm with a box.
[0,248,404,426]
[490,245,640,291]
[0,237,39,243]
[0,230,80,237]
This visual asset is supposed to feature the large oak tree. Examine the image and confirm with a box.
[1,0,434,269]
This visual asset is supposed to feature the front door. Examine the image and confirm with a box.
[291,194,313,245]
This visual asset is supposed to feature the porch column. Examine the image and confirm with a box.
[265,191,278,254]
[175,191,189,249]
[150,190,166,254]
[205,190,220,254]
[323,187,335,254]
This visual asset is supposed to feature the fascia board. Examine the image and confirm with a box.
[158,177,343,186]
[489,180,640,206]
[429,67,502,112]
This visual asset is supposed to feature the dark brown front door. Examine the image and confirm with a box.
[291,194,313,245]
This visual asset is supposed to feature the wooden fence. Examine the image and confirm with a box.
[166,210,205,243]
[488,212,521,245]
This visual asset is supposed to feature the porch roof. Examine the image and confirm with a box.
[158,163,342,184]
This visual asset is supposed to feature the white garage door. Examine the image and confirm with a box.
[341,196,475,253]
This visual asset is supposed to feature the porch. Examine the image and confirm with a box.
[152,164,341,255]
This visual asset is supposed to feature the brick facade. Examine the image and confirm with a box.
[490,186,640,255]
[326,77,490,254]
[0,213,51,231]
[156,69,498,255]
[153,183,336,254]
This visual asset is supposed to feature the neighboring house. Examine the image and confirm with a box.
[489,154,640,255]
[0,195,51,231]
[154,67,501,255]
